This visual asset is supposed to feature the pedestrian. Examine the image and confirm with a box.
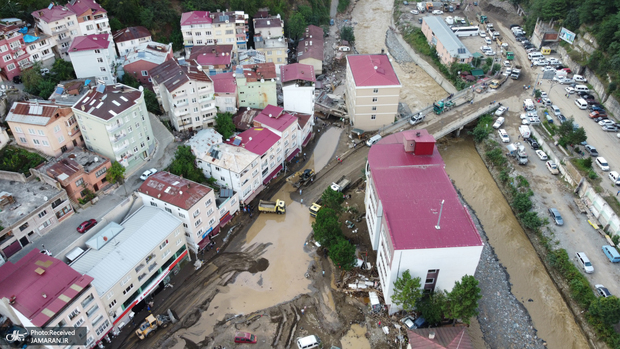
[216,247,220,254]
[617,190,619,196]
[147,305,151,312]
[299,189,302,195]
[566,94,569,99]
[301,199,303,204]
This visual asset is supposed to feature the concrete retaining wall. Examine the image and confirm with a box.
[0,170,30,182]
[530,127,581,186]
[581,182,620,237]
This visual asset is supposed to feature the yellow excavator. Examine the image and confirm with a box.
[134,310,175,340]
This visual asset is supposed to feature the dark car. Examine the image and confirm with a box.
[77,219,97,233]
[548,208,564,225]
[525,137,539,149]
[589,105,605,112]
[580,93,595,100]
[12,76,21,84]
[557,114,567,123]
[585,145,599,157]
[596,285,612,298]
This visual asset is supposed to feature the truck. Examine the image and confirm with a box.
[507,143,528,165]
[426,2,433,11]
[510,67,521,79]
[135,312,175,340]
[519,125,531,138]
[331,176,351,192]
[258,199,286,214]
[477,13,487,24]
[416,2,425,12]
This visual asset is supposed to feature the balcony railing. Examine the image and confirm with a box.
[113,141,129,153]
[53,25,68,33]
[110,132,127,143]
[106,122,124,132]
[174,109,190,117]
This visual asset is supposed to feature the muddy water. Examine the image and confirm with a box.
[439,137,588,349]
[313,127,342,172]
[350,0,446,107]
[340,324,371,349]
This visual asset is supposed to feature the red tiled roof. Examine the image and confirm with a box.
[150,59,212,93]
[227,127,280,155]
[31,5,75,22]
[232,107,260,130]
[67,0,107,16]
[69,34,110,52]
[295,112,312,128]
[406,327,473,349]
[346,54,401,87]
[211,72,236,93]
[254,105,296,132]
[297,25,324,62]
[113,26,151,43]
[190,45,233,66]
[240,62,277,82]
[280,63,316,83]
[367,130,482,250]
[139,172,212,210]
[0,250,94,327]
[181,11,212,26]
[9,102,72,124]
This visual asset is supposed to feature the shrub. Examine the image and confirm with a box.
[485,148,506,167]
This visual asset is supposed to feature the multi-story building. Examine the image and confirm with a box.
[48,78,96,106]
[365,129,483,313]
[252,105,301,161]
[211,72,237,113]
[297,25,323,75]
[67,0,111,36]
[69,206,189,333]
[280,63,315,115]
[0,24,30,81]
[181,11,249,57]
[253,14,284,39]
[24,29,56,67]
[40,148,111,203]
[150,59,217,132]
[113,26,152,56]
[71,83,156,172]
[68,34,117,84]
[121,42,173,89]
[0,249,111,348]
[31,4,81,60]
[421,17,472,66]
[255,38,288,70]
[228,127,283,185]
[238,48,266,65]
[0,180,74,260]
[6,100,83,157]
[138,171,239,253]
[189,44,233,75]
[345,54,402,131]
[234,63,277,109]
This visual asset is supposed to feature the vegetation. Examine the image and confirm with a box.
[78,188,97,205]
[215,112,236,140]
[321,187,345,214]
[444,275,481,325]
[416,290,447,326]
[0,146,45,175]
[470,115,494,143]
[312,207,342,248]
[337,0,350,13]
[573,157,598,180]
[168,146,209,183]
[288,12,308,40]
[341,26,355,43]
[485,148,507,167]
[329,237,357,270]
[22,61,76,99]
[556,119,586,148]
[105,161,126,184]
[391,270,423,311]
[144,89,162,115]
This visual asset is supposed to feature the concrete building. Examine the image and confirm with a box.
[71,83,155,172]
[0,180,74,260]
[227,127,283,186]
[345,54,402,131]
[252,14,284,39]
[421,17,472,66]
[253,12,287,69]
[235,63,277,109]
[24,29,56,67]
[364,130,483,313]
[238,48,266,65]
[121,42,174,89]
[6,100,83,157]
[280,63,315,115]
[31,4,81,60]
[296,25,323,75]
[138,171,239,253]
[113,26,152,56]
[69,206,189,333]
[531,18,560,49]
[252,105,302,161]
[40,148,111,203]
[0,249,111,348]
[48,79,96,106]
[67,0,111,36]
[189,44,233,75]
[150,59,217,132]
[0,24,31,81]
[181,11,249,56]
[211,71,238,113]
[68,34,118,84]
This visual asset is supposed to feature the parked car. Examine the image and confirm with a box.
[539,91,548,98]
[548,207,563,225]
[495,106,508,116]
[479,31,486,37]
[522,117,541,125]
[599,119,615,126]
[573,74,587,82]
[140,168,158,180]
[595,285,612,298]
[485,50,496,56]
[432,10,443,14]
[493,117,505,129]
[498,129,509,143]
[533,59,548,66]
[234,332,257,344]
[585,145,599,157]
[536,150,548,161]
[77,219,97,233]
[558,67,573,74]
[551,105,561,116]
[546,161,560,175]
[525,137,539,149]
[410,9,419,14]
[401,316,417,330]
[609,171,620,186]
[557,114,567,123]
[576,252,594,273]
[602,125,619,132]
[589,104,605,112]
[596,156,610,171]
[589,111,607,119]
[480,45,492,52]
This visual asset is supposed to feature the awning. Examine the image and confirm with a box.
[302,132,313,146]
[243,185,264,204]
[286,148,300,162]
[219,212,233,227]
[263,165,283,185]
[198,237,210,250]
[3,241,21,258]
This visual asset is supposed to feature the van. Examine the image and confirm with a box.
[575,252,594,273]
[609,171,620,185]
[574,84,589,93]
[602,245,620,263]
[485,37,492,45]
[575,98,588,110]
[545,113,554,124]
[366,134,382,147]
[416,2,425,12]
[527,52,543,61]
[523,99,535,111]
[297,335,320,349]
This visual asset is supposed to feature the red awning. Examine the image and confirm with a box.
[219,213,233,227]
[3,241,22,258]
[243,185,264,204]
[198,237,210,250]
[263,165,283,185]
[302,132,313,146]
[286,148,300,162]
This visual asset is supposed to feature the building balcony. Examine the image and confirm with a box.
[13,50,28,60]
[174,109,190,117]
[113,140,129,153]
[53,25,68,33]
[110,132,127,143]
[173,100,189,108]
[106,122,124,132]
[18,60,33,69]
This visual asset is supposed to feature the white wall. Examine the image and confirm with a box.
[68,41,116,84]
[282,84,315,115]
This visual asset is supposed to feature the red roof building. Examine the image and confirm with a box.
[211,72,238,113]
[180,11,212,26]
[121,42,173,89]
[406,327,473,349]
[296,25,324,75]
[69,34,110,52]
[113,26,152,56]
[189,45,234,73]
[0,24,30,81]
[365,129,483,313]
[280,63,316,83]
[228,127,280,156]
[280,63,316,115]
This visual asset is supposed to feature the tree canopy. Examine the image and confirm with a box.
[328,237,357,270]
[168,146,207,183]
[215,112,236,140]
[444,275,481,325]
[312,207,342,248]
[589,296,620,326]
[321,187,345,214]
[391,270,423,311]
[106,162,126,184]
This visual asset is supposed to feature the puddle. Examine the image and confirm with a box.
[313,127,342,172]
[340,324,371,349]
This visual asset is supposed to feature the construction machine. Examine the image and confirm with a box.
[293,168,316,188]
[135,311,175,340]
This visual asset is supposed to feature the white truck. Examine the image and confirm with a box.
[519,125,531,138]
[510,68,521,80]
[416,2,425,12]
[409,113,425,126]
[331,176,351,192]
[507,143,528,165]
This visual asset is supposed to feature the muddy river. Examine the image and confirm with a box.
[439,137,588,349]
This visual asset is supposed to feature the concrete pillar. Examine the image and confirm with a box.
[455,126,464,137]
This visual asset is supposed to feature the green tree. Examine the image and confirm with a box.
[312,207,342,248]
[287,12,307,40]
[321,187,344,214]
[109,17,124,31]
[328,237,357,270]
[168,145,207,183]
[445,275,481,325]
[590,296,620,326]
[341,26,355,43]
[22,62,43,95]
[143,89,161,115]
[557,119,587,146]
[391,270,423,311]
[416,290,447,326]
[121,72,140,88]
[139,8,154,29]
[215,112,236,139]
[38,80,57,99]
[470,116,493,143]
[492,63,501,74]
[106,161,126,184]
[512,191,533,213]
[51,59,76,81]
[485,57,493,66]
[519,211,543,230]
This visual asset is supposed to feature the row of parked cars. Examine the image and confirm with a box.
[511,25,535,51]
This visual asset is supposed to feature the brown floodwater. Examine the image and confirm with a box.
[439,137,588,349]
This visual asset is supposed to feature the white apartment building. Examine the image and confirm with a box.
[31,4,81,60]
[181,10,249,56]
[24,31,56,67]
[150,59,217,132]
[252,105,302,161]
[68,0,111,36]
[280,63,315,115]
[68,33,117,84]
[113,26,152,56]
[210,72,237,113]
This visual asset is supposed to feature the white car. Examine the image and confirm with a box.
[573,74,587,82]
[599,119,615,126]
[503,60,511,67]
[536,150,548,161]
[479,31,486,37]
[498,129,509,143]
[493,117,505,129]
[495,106,508,116]
[520,111,538,119]
[565,87,575,94]
[540,91,548,98]
[533,59,548,66]
[480,45,492,52]
[485,50,496,56]
[432,10,443,14]
[551,105,561,116]
[410,9,419,14]
[546,161,559,174]
[140,168,158,180]
[541,66,555,73]
[522,117,541,125]
[501,43,509,48]
[609,171,620,186]
[596,157,610,171]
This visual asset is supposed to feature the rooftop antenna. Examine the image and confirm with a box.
[435,200,445,230]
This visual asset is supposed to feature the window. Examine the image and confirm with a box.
[86,304,99,318]
[38,210,47,218]
[178,212,186,218]
[120,275,131,286]
[68,308,80,321]
[122,284,134,295]
[6,63,15,71]
[183,223,188,228]
[100,67,106,72]
[0,45,7,52]
[53,125,61,133]
[194,219,202,227]
[94,49,101,54]
[373,88,379,93]
[86,24,94,31]
[141,70,148,76]
[165,207,172,213]
[425,278,435,284]
[3,54,11,62]
[14,126,22,133]
[371,115,376,120]
[159,240,169,250]
[177,238,183,246]
[208,218,215,226]
[193,209,200,217]
[95,320,110,336]
[372,97,378,102]
[162,249,171,259]
[97,57,103,63]
[75,178,84,187]
[372,106,377,111]
[150,202,158,207]
[95,167,107,177]
[205,199,212,207]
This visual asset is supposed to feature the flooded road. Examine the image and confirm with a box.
[439,137,588,349]
[340,324,371,349]
[312,127,342,172]
[350,0,446,107]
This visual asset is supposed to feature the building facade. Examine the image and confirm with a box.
[113,26,152,56]
[252,105,301,161]
[280,63,315,115]
[297,25,323,75]
[345,54,402,131]
[421,16,472,66]
[68,34,117,84]
[211,71,237,113]
[150,59,217,132]
[24,29,56,67]
[365,130,483,313]
[235,63,277,109]
[31,4,81,60]
[7,101,83,157]
[0,249,111,349]
[181,11,249,56]
[0,24,30,81]
[121,42,173,89]
[71,83,155,172]
[68,0,111,36]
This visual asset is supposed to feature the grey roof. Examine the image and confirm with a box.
[70,206,182,295]
[0,180,62,227]
[423,16,472,60]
